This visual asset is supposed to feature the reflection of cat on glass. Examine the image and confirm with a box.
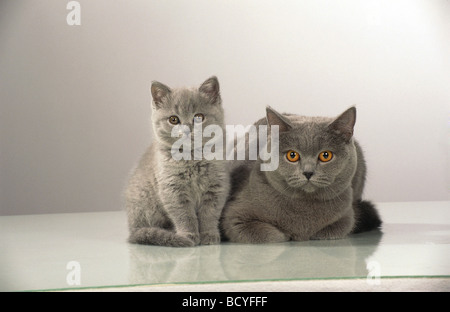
[128,244,226,285]
[125,77,229,247]
[221,107,382,243]
[220,231,383,281]
[127,231,383,285]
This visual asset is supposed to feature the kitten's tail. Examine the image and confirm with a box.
[352,200,382,234]
[128,227,195,247]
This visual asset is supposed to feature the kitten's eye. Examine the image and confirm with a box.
[318,151,333,162]
[193,113,204,123]
[168,116,180,125]
[286,150,300,162]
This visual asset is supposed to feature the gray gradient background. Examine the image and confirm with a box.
[1,0,449,215]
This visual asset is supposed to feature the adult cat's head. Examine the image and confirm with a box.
[150,76,224,148]
[263,106,358,198]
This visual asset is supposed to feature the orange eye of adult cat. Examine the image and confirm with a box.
[168,116,180,125]
[286,150,300,162]
[318,151,333,162]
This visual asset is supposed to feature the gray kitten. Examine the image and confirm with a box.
[221,106,381,243]
[126,76,230,247]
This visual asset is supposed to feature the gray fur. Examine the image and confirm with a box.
[221,106,381,243]
[125,77,230,247]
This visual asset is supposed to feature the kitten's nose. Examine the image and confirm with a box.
[303,172,314,180]
[177,126,191,137]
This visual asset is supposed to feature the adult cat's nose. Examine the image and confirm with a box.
[303,172,314,180]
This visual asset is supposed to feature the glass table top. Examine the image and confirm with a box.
[1,201,449,291]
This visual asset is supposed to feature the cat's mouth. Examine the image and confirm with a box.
[301,181,317,193]
[286,178,330,193]
[286,178,313,190]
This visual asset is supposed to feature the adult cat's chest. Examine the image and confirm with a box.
[252,173,352,238]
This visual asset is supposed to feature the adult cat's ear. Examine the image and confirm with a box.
[199,76,220,104]
[151,81,171,108]
[266,106,292,132]
[328,106,356,142]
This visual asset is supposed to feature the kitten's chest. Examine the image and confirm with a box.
[178,161,211,181]
[162,160,219,195]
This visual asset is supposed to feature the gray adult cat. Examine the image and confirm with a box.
[221,106,381,243]
[125,76,229,247]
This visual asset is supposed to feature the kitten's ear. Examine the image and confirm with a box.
[328,107,356,142]
[151,81,171,108]
[266,106,292,132]
[199,76,220,104]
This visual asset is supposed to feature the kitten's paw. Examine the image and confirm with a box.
[170,234,196,247]
[200,231,221,245]
[179,232,200,246]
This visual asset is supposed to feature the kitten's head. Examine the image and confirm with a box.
[264,106,358,197]
[150,76,224,148]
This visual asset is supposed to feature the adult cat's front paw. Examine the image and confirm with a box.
[310,233,347,240]
[311,215,353,240]
[310,226,348,240]
[200,231,221,245]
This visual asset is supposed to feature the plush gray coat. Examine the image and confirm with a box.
[221,107,381,243]
[125,77,230,247]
